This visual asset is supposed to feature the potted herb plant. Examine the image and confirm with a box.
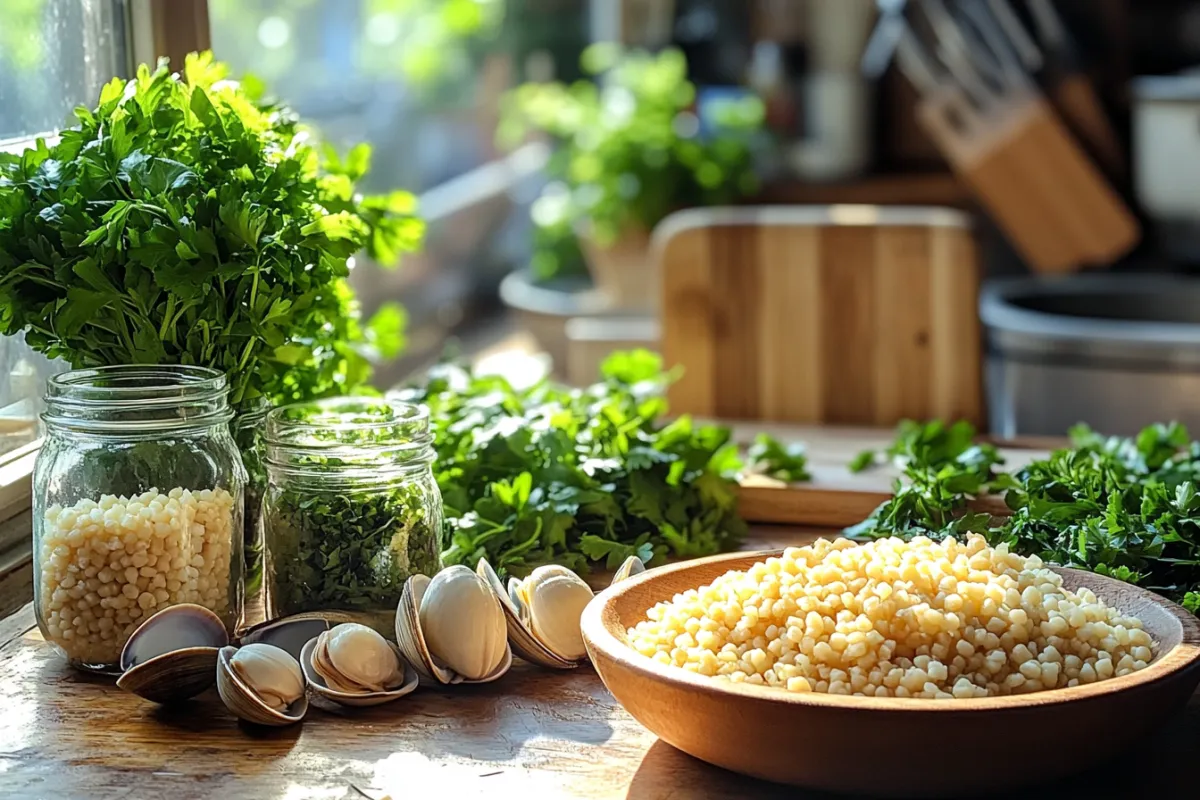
[0,52,423,592]
[498,44,765,311]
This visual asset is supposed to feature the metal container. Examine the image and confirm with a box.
[1132,74,1200,261]
[981,276,1200,437]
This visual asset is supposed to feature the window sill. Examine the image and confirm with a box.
[0,442,36,619]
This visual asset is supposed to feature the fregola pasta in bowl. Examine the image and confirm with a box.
[581,537,1200,796]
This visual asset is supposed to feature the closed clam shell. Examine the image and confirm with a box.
[395,572,513,685]
[526,570,594,662]
[299,634,419,708]
[216,646,306,726]
[116,604,229,704]
[477,559,577,670]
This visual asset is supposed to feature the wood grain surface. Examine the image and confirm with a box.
[658,207,984,428]
[2,525,1199,799]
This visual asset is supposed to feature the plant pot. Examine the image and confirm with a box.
[499,271,609,377]
[579,227,657,313]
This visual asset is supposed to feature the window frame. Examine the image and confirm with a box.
[0,0,209,603]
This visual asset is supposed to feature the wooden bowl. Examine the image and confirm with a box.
[582,550,1200,797]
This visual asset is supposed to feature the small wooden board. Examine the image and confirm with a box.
[728,422,1056,528]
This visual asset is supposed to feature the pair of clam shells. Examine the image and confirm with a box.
[116,607,416,725]
[500,554,645,669]
[299,625,418,708]
[113,605,314,725]
[393,555,646,681]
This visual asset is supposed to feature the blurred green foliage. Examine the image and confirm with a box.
[208,0,503,98]
[499,45,765,281]
[0,0,44,71]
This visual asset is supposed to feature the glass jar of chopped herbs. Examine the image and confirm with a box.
[262,397,443,634]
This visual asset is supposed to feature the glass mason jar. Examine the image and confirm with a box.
[262,397,443,634]
[231,397,271,598]
[33,366,246,673]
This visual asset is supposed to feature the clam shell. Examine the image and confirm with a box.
[299,636,419,707]
[216,646,307,726]
[116,604,229,704]
[507,577,530,624]
[395,573,513,685]
[611,556,646,585]
[238,615,333,661]
[116,646,220,704]
[477,559,579,670]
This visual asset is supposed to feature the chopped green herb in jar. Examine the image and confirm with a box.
[265,482,441,616]
[262,397,443,630]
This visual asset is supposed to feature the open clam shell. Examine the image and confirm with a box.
[395,573,513,685]
[611,556,646,585]
[298,635,419,707]
[216,646,307,726]
[238,615,333,661]
[478,559,579,670]
[115,604,229,704]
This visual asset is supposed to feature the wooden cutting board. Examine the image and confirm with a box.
[657,207,984,428]
[727,422,1056,528]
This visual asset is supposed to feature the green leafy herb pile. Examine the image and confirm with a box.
[395,350,747,576]
[0,52,422,407]
[849,420,1200,613]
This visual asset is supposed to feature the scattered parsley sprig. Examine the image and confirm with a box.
[849,419,1200,611]
[745,433,812,482]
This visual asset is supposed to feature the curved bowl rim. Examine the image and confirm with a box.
[582,549,1200,713]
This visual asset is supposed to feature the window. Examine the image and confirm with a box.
[209,0,587,193]
[0,0,130,141]
[0,0,132,458]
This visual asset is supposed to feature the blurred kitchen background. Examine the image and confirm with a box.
[5,0,1200,455]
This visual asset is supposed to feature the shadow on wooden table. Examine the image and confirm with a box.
[626,704,1200,800]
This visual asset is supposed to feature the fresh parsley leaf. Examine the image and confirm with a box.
[746,433,812,482]
[848,449,877,473]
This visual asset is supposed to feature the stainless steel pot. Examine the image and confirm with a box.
[981,276,1200,436]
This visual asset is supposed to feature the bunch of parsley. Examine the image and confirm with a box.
[394,350,747,577]
[0,52,422,407]
[849,419,1200,613]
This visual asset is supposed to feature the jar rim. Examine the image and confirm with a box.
[43,365,233,433]
[264,396,434,471]
[267,396,428,431]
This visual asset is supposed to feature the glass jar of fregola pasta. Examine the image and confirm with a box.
[32,365,246,673]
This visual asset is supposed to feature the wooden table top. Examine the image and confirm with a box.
[2,527,1199,800]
